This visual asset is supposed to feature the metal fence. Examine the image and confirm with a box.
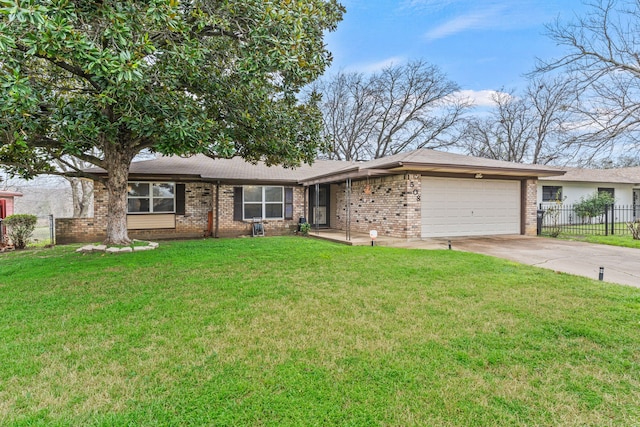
[538,203,640,236]
[33,214,56,245]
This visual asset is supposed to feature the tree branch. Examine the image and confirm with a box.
[13,43,102,92]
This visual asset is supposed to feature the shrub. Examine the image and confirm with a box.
[573,192,615,224]
[628,219,640,240]
[545,189,565,238]
[4,214,37,249]
[299,222,311,235]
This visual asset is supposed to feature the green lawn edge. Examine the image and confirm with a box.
[1,237,639,426]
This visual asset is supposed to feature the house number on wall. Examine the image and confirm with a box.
[409,178,420,201]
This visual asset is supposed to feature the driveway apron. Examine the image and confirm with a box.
[396,236,640,288]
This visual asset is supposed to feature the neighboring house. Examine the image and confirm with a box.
[0,190,22,219]
[56,149,563,244]
[0,190,22,241]
[538,167,640,207]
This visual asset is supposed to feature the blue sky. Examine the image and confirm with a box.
[324,0,589,104]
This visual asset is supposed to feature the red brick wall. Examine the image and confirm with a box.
[56,182,306,243]
[332,174,421,239]
[523,179,538,236]
[214,185,305,237]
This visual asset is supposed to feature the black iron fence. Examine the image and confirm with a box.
[538,203,640,236]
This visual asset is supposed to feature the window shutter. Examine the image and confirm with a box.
[284,187,294,220]
[175,184,186,215]
[234,187,243,221]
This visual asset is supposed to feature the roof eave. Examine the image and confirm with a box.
[384,162,566,178]
[299,168,391,186]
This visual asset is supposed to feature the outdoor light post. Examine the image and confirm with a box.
[370,230,377,246]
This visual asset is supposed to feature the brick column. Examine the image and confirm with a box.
[523,179,538,236]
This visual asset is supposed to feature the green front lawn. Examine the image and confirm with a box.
[1,237,639,426]
[560,233,640,249]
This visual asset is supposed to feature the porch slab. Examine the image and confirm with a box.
[306,228,444,248]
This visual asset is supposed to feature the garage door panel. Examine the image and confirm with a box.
[421,177,520,238]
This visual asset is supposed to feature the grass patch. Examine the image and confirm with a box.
[1,237,639,426]
[557,233,640,249]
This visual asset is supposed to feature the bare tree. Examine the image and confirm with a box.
[462,76,578,164]
[536,0,640,160]
[310,72,379,160]
[312,59,470,160]
[54,157,94,218]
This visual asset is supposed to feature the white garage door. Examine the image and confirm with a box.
[421,177,521,238]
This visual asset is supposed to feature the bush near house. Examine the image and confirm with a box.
[3,214,37,249]
[573,192,615,224]
[628,219,640,240]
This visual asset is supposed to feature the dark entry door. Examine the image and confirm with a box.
[309,185,329,227]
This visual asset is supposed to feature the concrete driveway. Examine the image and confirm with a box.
[393,235,640,288]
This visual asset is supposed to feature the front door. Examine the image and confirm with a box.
[634,189,640,219]
[309,184,329,227]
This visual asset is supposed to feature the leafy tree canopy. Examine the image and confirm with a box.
[0,0,344,244]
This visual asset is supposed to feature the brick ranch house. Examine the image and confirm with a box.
[55,149,564,244]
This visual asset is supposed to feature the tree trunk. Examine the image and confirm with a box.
[68,178,94,217]
[79,178,94,217]
[103,143,135,245]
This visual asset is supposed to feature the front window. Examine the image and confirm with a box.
[598,187,615,199]
[542,186,563,202]
[128,182,175,213]
[244,186,284,220]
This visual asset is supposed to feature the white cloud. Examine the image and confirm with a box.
[453,89,509,107]
[404,0,554,41]
[346,56,407,74]
[424,5,506,41]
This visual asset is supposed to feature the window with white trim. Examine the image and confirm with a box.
[127,182,175,213]
[542,185,563,202]
[243,186,284,220]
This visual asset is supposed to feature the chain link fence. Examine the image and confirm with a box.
[32,214,55,246]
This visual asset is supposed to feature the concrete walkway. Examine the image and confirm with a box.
[390,235,640,288]
[308,230,640,287]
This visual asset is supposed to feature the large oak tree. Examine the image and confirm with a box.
[0,0,343,244]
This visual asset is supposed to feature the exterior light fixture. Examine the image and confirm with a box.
[370,229,377,246]
[475,173,483,179]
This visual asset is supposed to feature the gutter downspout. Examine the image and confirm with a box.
[315,183,320,235]
[346,178,351,241]
[215,180,220,238]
